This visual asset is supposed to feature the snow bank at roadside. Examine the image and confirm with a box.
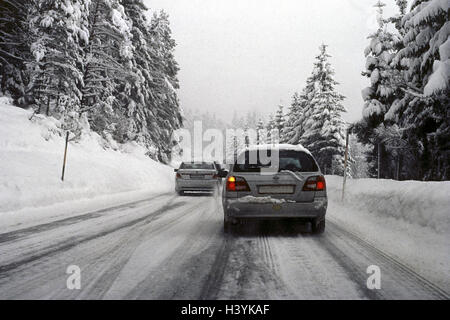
[326,175,450,233]
[0,97,174,215]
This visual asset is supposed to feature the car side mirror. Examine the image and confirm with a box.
[174,168,178,172]
[218,170,228,178]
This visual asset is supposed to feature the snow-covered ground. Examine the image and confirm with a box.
[0,97,174,231]
[326,175,450,291]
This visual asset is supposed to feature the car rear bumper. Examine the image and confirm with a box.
[176,179,218,191]
[223,197,327,220]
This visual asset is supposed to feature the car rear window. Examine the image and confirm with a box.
[233,150,318,172]
[180,162,215,170]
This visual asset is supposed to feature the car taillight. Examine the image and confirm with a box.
[227,176,236,190]
[226,176,250,192]
[316,177,325,191]
[302,175,326,191]
[176,173,182,179]
[213,174,219,179]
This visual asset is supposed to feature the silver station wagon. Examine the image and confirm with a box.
[175,161,221,195]
[221,144,327,234]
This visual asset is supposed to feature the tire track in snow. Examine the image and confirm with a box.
[198,235,232,300]
[116,196,221,299]
[262,235,278,273]
[0,195,180,277]
[324,219,450,300]
[0,192,171,244]
[0,195,207,299]
[267,232,364,300]
[316,231,384,300]
[77,197,210,299]
[202,222,297,300]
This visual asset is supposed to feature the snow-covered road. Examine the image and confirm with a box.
[0,192,448,300]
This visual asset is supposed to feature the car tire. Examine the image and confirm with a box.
[224,216,234,234]
[224,220,231,234]
[312,219,325,234]
[177,190,184,196]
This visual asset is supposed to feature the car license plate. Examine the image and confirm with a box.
[190,174,204,179]
[259,185,295,194]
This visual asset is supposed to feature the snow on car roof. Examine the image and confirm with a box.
[243,143,312,155]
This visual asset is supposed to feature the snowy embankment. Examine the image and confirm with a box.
[0,98,174,224]
[326,175,450,290]
[326,175,450,233]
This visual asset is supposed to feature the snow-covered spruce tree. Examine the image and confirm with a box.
[80,0,133,141]
[388,0,449,180]
[30,0,89,131]
[361,1,399,125]
[115,0,158,148]
[274,105,285,140]
[146,10,183,162]
[0,0,35,107]
[287,63,319,146]
[244,121,250,147]
[256,119,265,144]
[284,91,306,144]
[266,114,275,144]
[299,44,348,175]
[356,0,402,179]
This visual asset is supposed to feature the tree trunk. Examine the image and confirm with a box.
[396,155,400,180]
[377,143,381,179]
[45,95,50,116]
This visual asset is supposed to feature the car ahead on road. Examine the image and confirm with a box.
[221,144,327,234]
[174,161,224,195]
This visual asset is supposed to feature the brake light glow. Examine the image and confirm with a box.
[226,176,236,191]
[302,175,326,191]
[226,176,250,192]
[316,179,325,191]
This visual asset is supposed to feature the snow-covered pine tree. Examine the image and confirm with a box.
[147,10,183,162]
[244,122,250,147]
[299,44,348,175]
[266,114,275,144]
[274,105,285,140]
[80,0,133,140]
[356,0,402,178]
[389,0,449,180]
[30,0,89,130]
[361,1,398,126]
[256,118,265,144]
[288,87,314,146]
[0,0,34,107]
[283,92,305,143]
[115,0,157,147]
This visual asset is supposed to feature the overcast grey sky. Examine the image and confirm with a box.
[144,0,400,124]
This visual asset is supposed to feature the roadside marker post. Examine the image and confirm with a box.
[61,131,69,181]
[342,128,350,202]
